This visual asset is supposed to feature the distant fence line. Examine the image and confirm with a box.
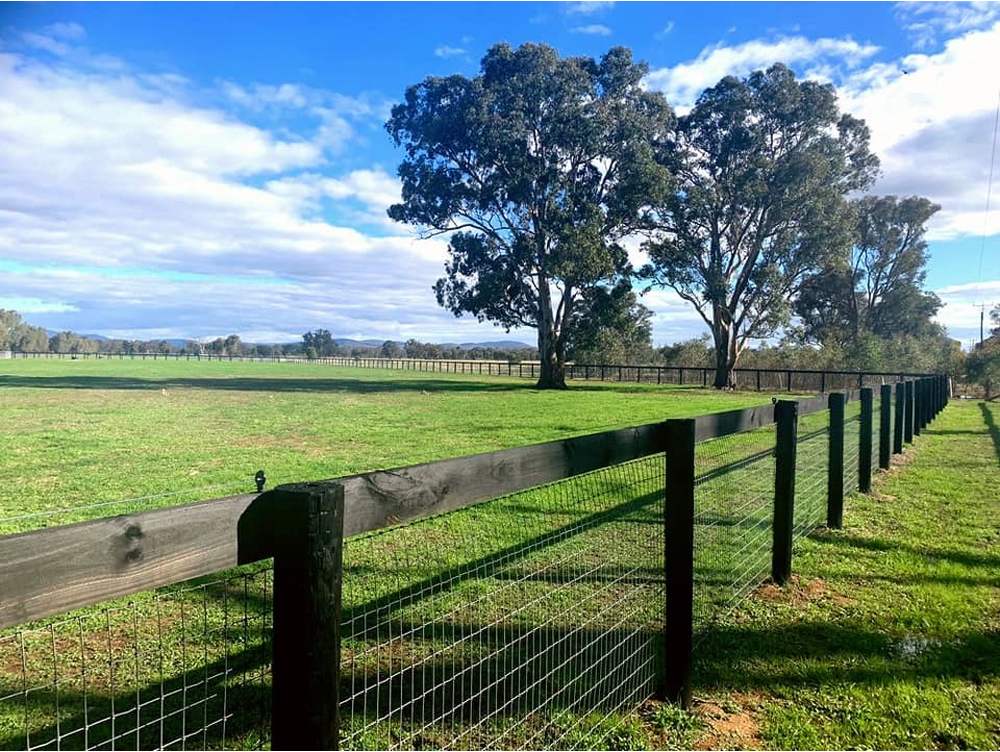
[9,350,940,393]
[0,374,950,749]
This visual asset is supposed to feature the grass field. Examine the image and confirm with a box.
[650,399,1000,750]
[0,357,768,534]
[1,358,996,750]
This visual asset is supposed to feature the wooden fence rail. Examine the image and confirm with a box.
[8,350,941,393]
[0,375,950,749]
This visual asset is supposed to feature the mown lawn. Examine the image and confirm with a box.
[2,359,994,750]
[644,399,1000,750]
[0,357,767,534]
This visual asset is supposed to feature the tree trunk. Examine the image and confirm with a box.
[535,277,567,389]
[711,317,737,389]
[536,326,567,389]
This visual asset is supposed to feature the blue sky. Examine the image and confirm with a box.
[1,1,998,347]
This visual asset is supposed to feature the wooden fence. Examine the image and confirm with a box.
[8,350,940,394]
[0,375,949,749]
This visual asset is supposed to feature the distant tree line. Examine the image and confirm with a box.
[301,329,538,361]
[966,305,1000,399]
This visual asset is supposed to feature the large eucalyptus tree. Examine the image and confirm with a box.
[387,43,672,388]
[642,64,880,388]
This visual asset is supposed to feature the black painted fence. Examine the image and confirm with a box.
[0,375,949,750]
[7,350,939,394]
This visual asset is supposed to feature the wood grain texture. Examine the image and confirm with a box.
[0,493,267,628]
[337,421,666,537]
[0,422,666,629]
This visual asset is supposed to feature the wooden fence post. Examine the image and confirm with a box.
[772,400,798,585]
[859,388,873,493]
[827,392,845,529]
[904,381,914,444]
[914,379,923,437]
[879,384,892,470]
[663,418,696,708]
[272,483,345,750]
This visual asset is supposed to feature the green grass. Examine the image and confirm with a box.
[667,399,1000,750]
[0,357,762,750]
[0,357,768,534]
[2,359,995,750]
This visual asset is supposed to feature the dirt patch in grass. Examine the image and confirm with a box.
[754,575,853,607]
[693,693,764,750]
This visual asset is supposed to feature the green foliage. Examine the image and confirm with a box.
[650,702,703,747]
[567,282,656,363]
[642,63,878,387]
[658,335,714,368]
[0,310,49,352]
[302,328,336,357]
[48,330,99,354]
[387,43,673,387]
[966,334,999,397]
[795,195,942,347]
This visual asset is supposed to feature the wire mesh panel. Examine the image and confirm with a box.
[871,396,882,473]
[843,401,862,496]
[794,408,830,541]
[0,567,273,751]
[692,425,776,632]
[338,456,664,751]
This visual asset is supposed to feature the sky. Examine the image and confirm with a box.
[1,1,998,348]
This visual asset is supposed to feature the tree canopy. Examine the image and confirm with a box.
[641,63,879,387]
[387,42,673,387]
[794,195,942,349]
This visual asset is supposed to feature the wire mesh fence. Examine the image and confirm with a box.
[0,378,946,751]
[338,456,665,751]
[843,401,862,496]
[692,425,776,633]
[0,566,273,751]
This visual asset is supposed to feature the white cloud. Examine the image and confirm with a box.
[434,45,467,58]
[571,24,613,37]
[896,1,1000,49]
[933,280,1000,343]
[654,22,675,41]
[646,35,880,109]
[645,23,1000,242]
[0,297,78,314]
[838,22,1000,239]
[20,31,72,56]
[564,2,615,16]
[42,22,86,40]
[0,35,504,342]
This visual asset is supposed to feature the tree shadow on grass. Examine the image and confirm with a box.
[693,619,1000,693]
[0,374,529,395]
[980,402,1000,466]
[807,529,1000,570]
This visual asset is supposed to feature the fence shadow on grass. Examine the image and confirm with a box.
[808,530,1000,570]
[980,402,1000,465]
[693,619,1000,693]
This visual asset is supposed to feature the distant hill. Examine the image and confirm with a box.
[456,340,535,350]
[46,330,109,342]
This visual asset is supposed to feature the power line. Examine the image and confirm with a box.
[974,89,1000,346]
[981,89,1000,284]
